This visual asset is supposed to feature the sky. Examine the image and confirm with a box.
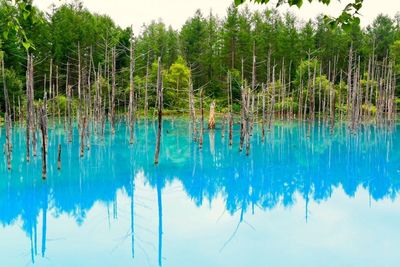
[34,0,400,35]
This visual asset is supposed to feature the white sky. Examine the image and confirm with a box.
[34,0,400,35]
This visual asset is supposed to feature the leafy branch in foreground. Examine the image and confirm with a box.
[235,0,363,31]
[0,0,44,50]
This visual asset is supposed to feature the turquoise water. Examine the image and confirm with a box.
[1,119,400,267]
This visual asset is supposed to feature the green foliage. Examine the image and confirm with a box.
[367,14,397,60]
[390,40,400,74]
[361,104,376,115]
[0,0,40,50]
[0,67,23,108]
[163,56,190,109]
[235,0,363,31]
[52,95,79,116]
[0,1,399,116]
[296,59,320,86]
[275,97,298,113]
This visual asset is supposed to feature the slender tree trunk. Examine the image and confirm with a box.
[39,93,47,179]
[199,88,204,149]
[111,47,116,134]
[228,72,233,146]
[154,57,163,165]
[144,52,149,117]
[262,82,266,143]
[347,43,353,121]
[208,100,216,129]
[26,54,31,162]
[129,36,136,144]
[2,56,12,170]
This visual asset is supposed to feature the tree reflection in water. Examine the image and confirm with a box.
[0,119,398,265]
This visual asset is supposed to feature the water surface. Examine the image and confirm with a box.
[1,119,400,267]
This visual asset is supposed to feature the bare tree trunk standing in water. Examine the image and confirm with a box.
[49,58,53,126]
[2,56,12,170]
[347,43,353,123]
[154,57,163,165]
[129,32,136,144]
[199,88,204,149]
[80,116,86,158]
[39,92,48,179]
[30,55,37,157]
[66,61,72,143]
[239,59,245,152]
[208,100,216,129]
[228,72,233,146]
[67,84,72,143]
[330,57,337,134]
[144,52,149,117]
[111,47,116,135]
[189,74,197,142]
[26,54,36,160]
[26,54,31,162]
[77,43,81,130]
[262,82,266,143]
[239,86,245,152]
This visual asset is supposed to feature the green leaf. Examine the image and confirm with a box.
[22,42,31,50]
[234,0,245,6]
[3,31,9,40]
[342,23,352,32]
[23,10,30,20]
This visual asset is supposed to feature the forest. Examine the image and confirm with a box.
[1,0,399,113]
[1,0,400,172]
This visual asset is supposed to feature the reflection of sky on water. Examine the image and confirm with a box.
[0,119,400,266]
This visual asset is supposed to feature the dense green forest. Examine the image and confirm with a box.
[0,0,399,115]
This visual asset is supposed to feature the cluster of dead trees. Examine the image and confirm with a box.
[0,42,398,177]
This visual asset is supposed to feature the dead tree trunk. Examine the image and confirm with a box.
[65,61,73,143]
[67,84,72,143]
[129,36,136,144]
[189,74,197,141]
[49,58,53,125]
[144,52,149,117]
[239,83,245,152]
[77,43,82,130]
[39,93,48,179]
[268,66,276,131]
[56,65,60,124]
[199,88,204,149]
[347,43,353,122]
[26,54,31,162]
[245,89,252,156]
[80,116,86,158]
[330,57,337,134]
[111,47,116,134]
[208,100,216,129]
[154,57,163,165]
[2,56,12,170]
[30,55,36,157]
[227,71,233,146]
[262,82,266,143]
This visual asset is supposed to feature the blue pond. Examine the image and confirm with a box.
[1,119,400,267]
